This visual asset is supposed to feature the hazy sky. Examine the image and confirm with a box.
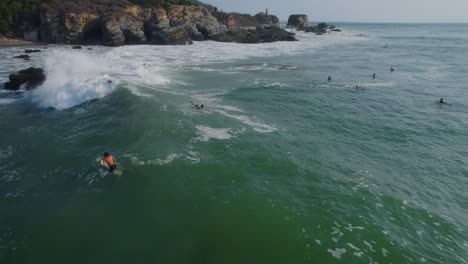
[203,0,468,23]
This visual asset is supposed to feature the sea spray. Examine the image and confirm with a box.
[31,50,115,110]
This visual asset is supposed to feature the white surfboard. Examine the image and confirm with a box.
[100,160,123,176]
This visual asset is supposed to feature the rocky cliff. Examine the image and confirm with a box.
[32,2,295,46]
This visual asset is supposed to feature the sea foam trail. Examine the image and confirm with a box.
[32,50,115,110]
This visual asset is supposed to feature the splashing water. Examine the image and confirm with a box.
[31,50,115,110]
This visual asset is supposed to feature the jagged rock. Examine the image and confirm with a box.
[210,29,260,43]
[25,49,41,53]
[5,67,46,91]
[101,18,126,46]
[167,6,227,40]
[254,12,280,27]
[213,12,258,30]
[210,27,296,43]
[72,45,82,49]
[305,26,317,33]
[13,55,31,59]
[35,2,294,46]
[287,15,309,30]
[148,6,224,45]
[64,13,100,43]
[256,26,297,42]
[39,7,64,43]
[147,8,193,45]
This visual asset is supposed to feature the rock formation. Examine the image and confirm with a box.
[287,15,309,30]
[5,67,46,91]
[287,15,342,35]
[33,2,295,46]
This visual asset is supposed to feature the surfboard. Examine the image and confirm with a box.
[100,160,123,176]
[435,101,452,106]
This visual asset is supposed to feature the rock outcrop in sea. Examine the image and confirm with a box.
[5,67,46,91]
[287,15,309,30]
[29,2,297,46]
[287,14,342,35]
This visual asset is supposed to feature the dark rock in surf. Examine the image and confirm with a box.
[210,26,296,43]
[13,55,31,59]
[72,45,82,49]
[24,49,41,53]
[287,14,309,30]
[5,67,46,91]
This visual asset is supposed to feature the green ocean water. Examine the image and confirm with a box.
[1,24,468,263]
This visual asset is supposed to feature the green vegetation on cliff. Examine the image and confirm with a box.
[0,0,56,34]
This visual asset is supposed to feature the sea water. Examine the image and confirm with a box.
[0,23,467,263]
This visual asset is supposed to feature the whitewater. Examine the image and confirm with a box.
[1,24,467,264]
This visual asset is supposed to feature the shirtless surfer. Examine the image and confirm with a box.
[101,152,117,173]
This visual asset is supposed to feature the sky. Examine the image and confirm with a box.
[203,0,468,23]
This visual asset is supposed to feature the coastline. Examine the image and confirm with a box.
[0,37,37,48]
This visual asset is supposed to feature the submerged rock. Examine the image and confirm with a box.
[13,55,31,59]
[5,67,46,91]
[24,49,41,53]
[72,45,82,49]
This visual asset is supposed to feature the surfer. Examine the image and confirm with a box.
[328,76,332,82]
[107,80,112,84]
[385,43,388,48]
[101,152,117,173]
[439,98,449,105]
[372,73,376,79]
[191,102,204,110]
[391,67,394,72]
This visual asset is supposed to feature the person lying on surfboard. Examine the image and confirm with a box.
[438,98,452,106]
[191,102,204,110]
[101,152,117,173]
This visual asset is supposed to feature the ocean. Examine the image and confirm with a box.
[0,23,467,263]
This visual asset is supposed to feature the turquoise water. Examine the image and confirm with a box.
[1,24,467,263]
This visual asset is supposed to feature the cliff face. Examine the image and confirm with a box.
[35,3,295,46]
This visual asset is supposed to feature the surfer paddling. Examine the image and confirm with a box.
[101,152,117,173]
[439,98,451,106]
[191,102,204,110]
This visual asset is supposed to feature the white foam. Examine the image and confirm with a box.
[32,50,116,109]
[147,153,181,165]
[0,98,17,105]
[213,109,276,133]
[195,125,233,142]
[327,248,347,260]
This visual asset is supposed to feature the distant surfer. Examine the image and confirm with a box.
[385,43,388,48]
[372,73,376,79]
[191,102,204,110]
[328,76,332,82]
[391,67,394,72]
[101,152,117,173]
[107,80,112,84]
[439,98,451,106]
